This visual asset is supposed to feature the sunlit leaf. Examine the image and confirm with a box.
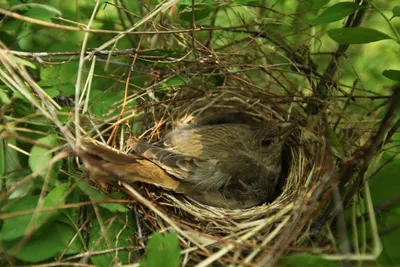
[139,232,180,267]
[13,57,36,69]
[0,88,11,105]
[44,87,60,98]
[327,27,393,44]
[24,5,61,22]
[29,134,58,178]
[306,2,360,25]
[382,69,400,82]
[390,6,400,20]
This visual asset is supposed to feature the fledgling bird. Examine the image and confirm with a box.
[80,121,295,209]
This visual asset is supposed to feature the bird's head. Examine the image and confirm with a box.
[245,121,296,169]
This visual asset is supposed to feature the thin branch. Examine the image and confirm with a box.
[306,0,368,114]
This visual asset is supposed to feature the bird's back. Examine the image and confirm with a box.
[131,123,283,209]
[163,123,253,158]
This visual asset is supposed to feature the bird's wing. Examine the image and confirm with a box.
[128,140,272,191]
[128,140,279,208]
[128,140,213,181]
[80,141,180,190]
[81,139,140,163]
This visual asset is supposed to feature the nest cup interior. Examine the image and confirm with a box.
[129,91,314,236]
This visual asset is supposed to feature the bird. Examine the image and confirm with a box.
[79,120,295,209]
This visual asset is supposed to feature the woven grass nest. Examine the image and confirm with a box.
[1,40,382,266]
[83,74,331,265]
[70,40,382,265]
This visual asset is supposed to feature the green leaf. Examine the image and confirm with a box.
[13,57,36,69]
[382,69,400,82]
[233,0,250,4]
[159,77,187,91]
[0,184,69,241]
[89,90,125,118]
[306,2,360,25]
[4,221,82,262]
[0,195,39,241]
[76,180,128,213]
[304,0,331,10]
[165,77,186,87]
[390,6,400,20]
[0,139,5,178]
[39,62,78,89]
[280,254,339,267]
[328,128,345,159]
[327,27,393,44]
[34,183,70,225]
[89,211,136,267]
[377,208,400,265]
[12,96,35,117]
[369,153,400,265]
[28,134,58,178]
[17,26,34,50]
[44,87,60,98]
[0,88,11,105]
[24,6,61,22]
[178,2,216,21]
[370,153,400,206]
[139,232,180,267]
[58,107,71,124]
[0,17,24,34]
[0,137,23,178]
[177,0,216,5]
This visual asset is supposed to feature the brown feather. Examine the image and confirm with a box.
[79,141,180,190]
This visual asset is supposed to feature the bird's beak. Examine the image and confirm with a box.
[279,122,296,140]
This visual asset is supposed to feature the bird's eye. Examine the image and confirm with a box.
[261,139,273,147]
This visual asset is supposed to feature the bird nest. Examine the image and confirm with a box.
[129,91,315,264]
[1,43,381,267]
[84,78,341,265]
[73,46,384,264]
[0,3,387,264]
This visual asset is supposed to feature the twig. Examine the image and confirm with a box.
[306,0,368,114]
